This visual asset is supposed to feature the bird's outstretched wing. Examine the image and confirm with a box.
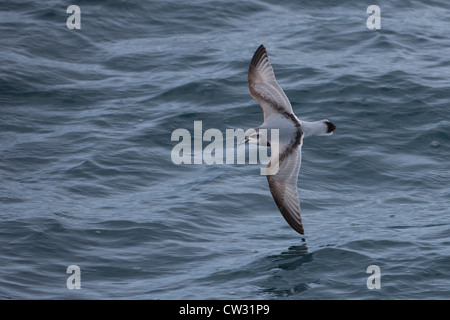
[248,44,294,120]
[266,141,304,235]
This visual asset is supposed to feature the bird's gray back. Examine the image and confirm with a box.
[260,113,301,149]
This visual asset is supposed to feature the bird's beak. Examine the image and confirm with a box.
[238,138,249,146]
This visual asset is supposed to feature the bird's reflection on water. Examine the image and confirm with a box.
[256,242,314,297]
[271,242,312,271]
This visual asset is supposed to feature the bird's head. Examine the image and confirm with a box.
[239,128,259,146]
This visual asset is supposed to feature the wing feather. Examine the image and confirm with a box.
[248,45,294,120]
[266,145,304,235]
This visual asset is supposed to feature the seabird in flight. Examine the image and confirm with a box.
[242,44,336,235]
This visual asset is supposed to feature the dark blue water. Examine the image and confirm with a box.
[1,0,449,299]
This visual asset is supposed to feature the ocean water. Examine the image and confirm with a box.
[1,0,449,300]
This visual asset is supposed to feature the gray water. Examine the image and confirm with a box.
[1,0,449,299]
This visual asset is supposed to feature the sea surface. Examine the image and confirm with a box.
[1,0,449,299]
